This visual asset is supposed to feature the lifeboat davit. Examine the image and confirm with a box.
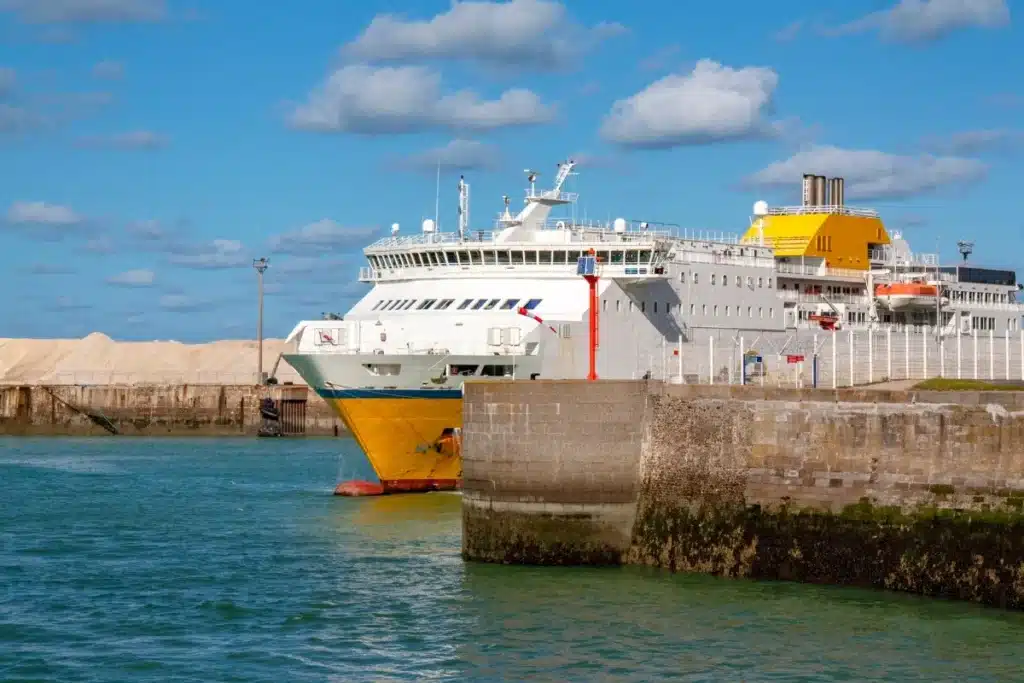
[875,282,941,310]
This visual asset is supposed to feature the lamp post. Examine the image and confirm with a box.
[253,257,269,384]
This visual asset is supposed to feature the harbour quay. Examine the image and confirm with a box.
[461,379,1024,610]
[0,383,342,437]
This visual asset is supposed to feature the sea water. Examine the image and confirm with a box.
[1,437,1022,682]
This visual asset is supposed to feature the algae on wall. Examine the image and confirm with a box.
[627,392,1024,610]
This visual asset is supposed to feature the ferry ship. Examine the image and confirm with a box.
[282,160,1023,495]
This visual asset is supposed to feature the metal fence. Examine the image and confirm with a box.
[658,328,1024,388]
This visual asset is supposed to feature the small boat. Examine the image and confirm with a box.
[874,282,944,310]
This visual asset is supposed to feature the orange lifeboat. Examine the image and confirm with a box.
[874,282,940,310]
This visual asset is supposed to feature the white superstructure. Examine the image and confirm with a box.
[283,159,1024,390]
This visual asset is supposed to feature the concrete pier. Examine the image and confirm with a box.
[462,381,1024,609]
[0,383,342,436]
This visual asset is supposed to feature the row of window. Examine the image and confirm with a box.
[371,297,542,313]
[685,272,774,289]
[600,297,776,320]
[368,248,655,271]
[949,290,1015,304]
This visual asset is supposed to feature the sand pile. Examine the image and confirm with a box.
[0,333,305,385]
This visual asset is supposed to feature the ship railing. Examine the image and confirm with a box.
[674,251,775,269]
[359,260,671,282]
[775,262,866,280]
[767,205,879,218]
[950,301,1024,312]
[778,291,872,306]
[869,248,940,267]
[525,189,578,202]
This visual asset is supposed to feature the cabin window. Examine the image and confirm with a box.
[552,251,566,264]
[510,250,524,265]
[703,304,707,315]
[362,363,401,376]
[500,299,519,310]
[711,273,717,285]
[481,364,514,377]
[538,250,552,264]
[616,300,621,312]
[436,299,455,310]
[767,278,773,288]
[484,299,500,310]
[625,250,639,264]
[690,304,695,315]
[458,299,473,310]
[472,299,487,310]
[497,250,511,265]
[467,250,480,265]
[758,277,763,288]
[523,298,542,310]
[417,299,436,310]
[693,272,699,284]
[602,299,607,312]
[723,275,728,286]
[483,250,497,265]
[770,307,774,318]
[714,305,719,316]
[448,364,479,376]
[653,302,658,313]
[638,250,652,263]
[597,250,610,264]
[747,306,752,317]
[641,302,647,313]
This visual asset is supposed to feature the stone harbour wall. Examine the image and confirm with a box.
[0,384,343,437]
[461,381,1024,610]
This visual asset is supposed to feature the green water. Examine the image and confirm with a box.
[1,438,1022,682]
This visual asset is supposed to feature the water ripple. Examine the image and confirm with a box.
[2,437,1023,682]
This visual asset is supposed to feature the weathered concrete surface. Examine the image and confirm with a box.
[462,380,647,564]
[462,381,1024,609]
[0,384,343,436]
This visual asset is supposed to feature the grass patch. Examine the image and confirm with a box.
[914,378,1024,392]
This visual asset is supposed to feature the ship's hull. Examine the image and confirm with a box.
[317,387,463,493]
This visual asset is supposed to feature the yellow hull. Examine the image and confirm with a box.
[322,388,463,493]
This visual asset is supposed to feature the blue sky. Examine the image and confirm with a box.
[0,0,1020,341]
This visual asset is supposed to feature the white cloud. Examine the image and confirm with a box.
[289,65,553,134]
[0,103,42,133]
[106,268,155,287]
[75,130,168,149]
[0,0,167,23]
[166,239,248,269]
[6,200,83,225]
[922,129,1023,155]
[600,59,779,148]
[0,67,15,97]
[91,60,124,80]
[831,0,1009,42]
[159,294,213,312]
[269,219,378,255]
[746,145,988,200]
[341,0,624,69]
[399,139,500,173]
[26,262,74,275]
[773,20,803,42]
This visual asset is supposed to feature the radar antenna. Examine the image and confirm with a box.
[457,175,470,241]
[524,169,539,196]
[957,240,974,264]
